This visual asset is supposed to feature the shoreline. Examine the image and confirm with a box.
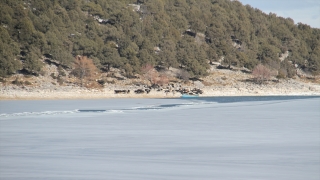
[1,68,320,100]
[1,85,319,100]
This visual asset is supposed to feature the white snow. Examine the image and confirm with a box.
[0,97,319,180]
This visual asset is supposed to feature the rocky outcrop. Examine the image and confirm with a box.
[128,4,140,11]
[279,51,289,61]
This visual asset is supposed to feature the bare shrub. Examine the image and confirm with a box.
[156,74,169,86]
[141,64,154,79]
[141,64,170,86]
[72,55,98,86]
[141,64,154,75]
[252,64,271,84]
[141,64,158,85]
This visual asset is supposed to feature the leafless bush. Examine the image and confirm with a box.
[72,55,98,86]
[156,74,169,86]
[252,64,271,84]
[141,64,170,86]
[141,64,154,75]
[141,64,157,84]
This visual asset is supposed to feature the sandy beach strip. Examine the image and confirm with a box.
[1,86,319,100]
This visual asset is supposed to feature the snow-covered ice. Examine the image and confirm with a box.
[0,97,319,180]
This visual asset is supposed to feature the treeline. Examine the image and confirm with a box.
[0,0,319,78]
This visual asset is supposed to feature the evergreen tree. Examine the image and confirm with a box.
[0,0,319,78]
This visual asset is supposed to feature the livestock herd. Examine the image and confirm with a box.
[114,84,203,95]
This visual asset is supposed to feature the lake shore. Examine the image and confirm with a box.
[1,65,320,100]
[1,79,319,100]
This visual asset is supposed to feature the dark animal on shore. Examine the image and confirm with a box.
[151,84,160,89]
[191,88,203,94]
[145,89,151,94]
[114,90,130,94]
[134,89,145,94]
[177,88,203,95]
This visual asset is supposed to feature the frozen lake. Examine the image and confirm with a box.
[0,96,319,180]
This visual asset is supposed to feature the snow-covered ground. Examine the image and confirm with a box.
[0,97,319,180]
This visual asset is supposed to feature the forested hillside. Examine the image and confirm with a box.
[1,0,319,78]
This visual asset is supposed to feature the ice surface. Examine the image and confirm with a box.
[0,97,319,180]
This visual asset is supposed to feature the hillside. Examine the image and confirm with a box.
[0,0,320,97]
